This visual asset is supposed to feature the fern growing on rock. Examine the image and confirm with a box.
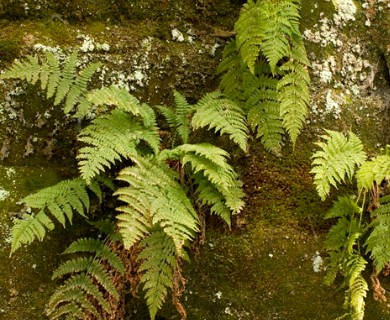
[9,178,101,255]
[46,220,126,320]
[0,51,101,116]
[312,130,390,319]
[218,0,310,150]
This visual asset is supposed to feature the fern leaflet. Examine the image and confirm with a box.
[356,154,390,191]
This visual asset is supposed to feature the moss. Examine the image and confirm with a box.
[0,39,21,67]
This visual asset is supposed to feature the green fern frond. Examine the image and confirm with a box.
[87,85,141,115]
[10,178,91,254]
[311,130,366,200]
[234,0,261,74]
[169,143,237,188]
[356,154,390,191]
[52,256,119,300]
[50,275,110,314]
[277,60,310,146]
[0,51,101,116]
[324,216,359,251]
[63,238,125,274]
[346,254,368,320]
[54,51,78,106]
[47,223,125,320]
[192,91,248,151]
[77,109,160,183]
[365,203,390,272]
[235,0,301,74]
[115,156,199,252]
[159,91,194,145]
[325,195,360,219]
[64,62,101,114]
[194,174,244,225]
[138,230,177,320]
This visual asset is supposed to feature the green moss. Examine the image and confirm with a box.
[0,39,21,67]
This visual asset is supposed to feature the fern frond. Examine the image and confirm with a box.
[311,130,366,200]
[365,203,390,272]
[87,85,141,115]
[77,109,160,183]
[0,55,41,83]
[52,256,119,300]
[192,91,248,151]
[53,51,78,106]
[194,174,244,225]
[235,0,263,74]
[0,51,100,116]
[169,143,237,188]
[46,274,110,319]
[63,238,125,274]
[346,254,368,320]
[356,155,390,191]
[47,223,125,320]
[115,156,199,252]
[325,195,360,219]
[324,216,359,251]
[138,230,177,320]
[64,62,101,114]
[158,91,194,145]
[277,60,310,146]
[10,178,91,254]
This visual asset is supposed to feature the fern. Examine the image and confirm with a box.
[138,230,179,320]
[77,109,160,184]
[192,91,248,151]
[0,51,101,116]
[159,90,194,145]
[356,154,390,191]
[311,130,366,200]
[47,231,125,319]
[277,59,310,145]
[365,202,390,272]
[115,156,199,253]
[219,0,309,149]
[10,178,93,254]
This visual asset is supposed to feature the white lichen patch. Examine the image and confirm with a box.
[0,187,10,201]
[171,28,185,42]
[312,251,323,273]
[332,0,356,26]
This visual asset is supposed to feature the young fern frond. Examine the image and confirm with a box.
[0,51,101,116]
[311,130,366,200]
[192,91,248,151]
[10,178,92,254]
[77,109,160,184]
[138,230,179,320]
[115,156,199,252]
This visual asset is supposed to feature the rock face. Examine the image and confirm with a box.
[0,1,390,319]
